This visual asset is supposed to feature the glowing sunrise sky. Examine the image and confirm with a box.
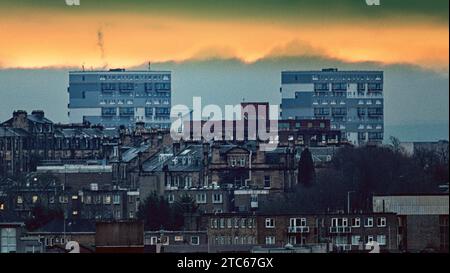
[0,0,448,71]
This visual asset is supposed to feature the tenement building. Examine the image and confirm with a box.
[280,68,384,145]
[68,69,172,129]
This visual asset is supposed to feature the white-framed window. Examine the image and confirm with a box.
[364,217,374,227]
[150,236,158,245]
[168,194,175,203]
[351,235,361,246]
[377,235,386,245]
[210,218,218,229]
[219,218,225,229]
[174,236,184,242]
[113,194,121,204]
[331,218,338,227]
[265,236,276,245]
[1,228,17,253]
[234,218,239,228]
[377,217,386,227]
[342,218,348,227]
[352,217,361,227]
[247,218,254,228]
[366,235,374,244]
[227,218,232,228]
[238,157,245,166]
[191,236,200,245]
[241,218,246,228]
[184,176,192,188]
[212,193,223,204]
[196,193,207,204]
[290,218,307,227]
[265,218,275,228]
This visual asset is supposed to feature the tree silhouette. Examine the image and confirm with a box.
[297,148,315,187]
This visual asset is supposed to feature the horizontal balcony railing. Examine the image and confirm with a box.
[329,226,352,234]
[287,226,310,233]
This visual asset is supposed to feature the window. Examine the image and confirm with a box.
[113,195,121,204]
[1,228,17,253]
[119,107,134,116]
[352,218,361,227]
[290,218,307,227]
[377,217,386,227]
[210,218,218,229]
[265,236,276,245]
[227,218,232,228]
[264,176,271,188]
[241,218,246,228]
[351,235,361,246]
[101,107,117,116]
[366,235,374,244]
[219,218,225,229]
[364,217,374,227]
[59,196,68,204]
[84,195,91,204]
[191,236,200,245]
[196,193,207,204]
[168,194,175,203]
[265,218,275,228]
[17,196,23,204]
[377,235,386,245]
[103,195,111,204]
[247,218,254,228]
[212,193,223,204]
[331,218,338,227]
[342,218,348,227]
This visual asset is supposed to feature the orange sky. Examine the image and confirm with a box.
[0,12,448,71]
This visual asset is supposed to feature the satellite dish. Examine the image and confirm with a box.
[65,241,80,253]
[284,243,294,249]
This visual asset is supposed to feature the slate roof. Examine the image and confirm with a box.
[121,143,152,163]
[0,211,25,225]
[0,127,29,137]
[33,219,96,233]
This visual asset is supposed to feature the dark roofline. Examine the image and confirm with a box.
[282,70,383,74]
[202,211,397,217]
[69,70,171,73]
[373,193,449,197]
